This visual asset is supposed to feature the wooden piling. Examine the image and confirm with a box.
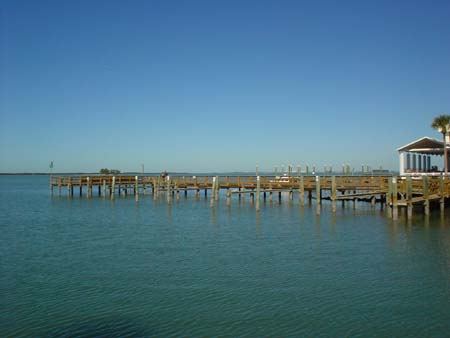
[226,188,231,206]
[315,176,321,205]
[135,176,139,201]
[167,176,171,204]
[298,175,304,206]
[215,176,219,200]
[315,176,321,215]
[423,176,429,216]
[102,180,106,198]
[331,176,337,213]
[210,176,216,207]
[406,175,413,219]
[86,177,91,199]
[392,177,398,220]
[387,179,392,218]
[256,176,261,211]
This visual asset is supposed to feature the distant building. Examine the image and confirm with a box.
[397,136,450,175]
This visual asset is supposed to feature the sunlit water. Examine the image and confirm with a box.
[1,175,449,337]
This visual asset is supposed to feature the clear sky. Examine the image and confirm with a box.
[1,0,450,173]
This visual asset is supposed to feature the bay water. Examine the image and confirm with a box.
[1,175,449,337]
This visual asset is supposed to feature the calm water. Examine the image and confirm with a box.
[1,175,450,337]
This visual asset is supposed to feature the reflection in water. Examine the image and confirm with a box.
[210,207,216,225]
[165,203,171,222]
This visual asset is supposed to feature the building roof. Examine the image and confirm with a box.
[397,136,448,155]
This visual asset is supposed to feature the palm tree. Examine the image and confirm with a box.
[431,114,450,174]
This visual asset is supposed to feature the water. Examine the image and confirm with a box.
[1,175,450,337]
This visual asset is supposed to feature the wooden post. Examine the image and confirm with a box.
[256,176,261,211]
[278,191,282,203]
[167,176,171,204]
[315,176,321,215]
[392,177,398,220]
[269,188,273,202]
[135,176,139,201]
[226,189,231,206]
[210,176,216,207]
[299,175,304,206]
[423,175,429,216]
[353,196,358,209]
[315,176,321,205]
[102,179,106,198]
[111,176,115,200]
[387,178,392,218]
[331,176,337,213]
[86,177,91,199]
[371,196,376,207]
[154,177,159,200]
[215,176,219,200]
[406,175,413,219]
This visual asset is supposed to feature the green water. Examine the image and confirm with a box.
[1,175,449,337]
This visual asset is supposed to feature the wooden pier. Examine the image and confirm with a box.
[50,174,450,219]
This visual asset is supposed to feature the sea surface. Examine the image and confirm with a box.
[1,175,450,337]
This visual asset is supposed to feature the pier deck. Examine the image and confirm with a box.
[50,174,450,219]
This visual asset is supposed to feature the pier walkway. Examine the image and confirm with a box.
[50,174,450,219]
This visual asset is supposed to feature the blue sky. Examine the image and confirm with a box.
[1,0,450,173]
